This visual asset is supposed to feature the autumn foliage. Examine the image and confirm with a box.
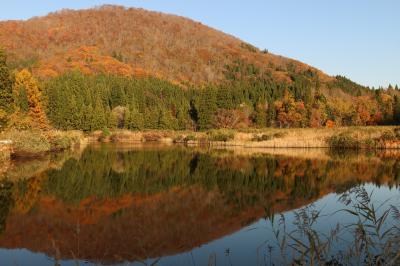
[12,69,49,129]
[0,5,330,86]
[0,6,399,131]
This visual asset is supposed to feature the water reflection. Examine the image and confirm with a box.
[0,144,399,265]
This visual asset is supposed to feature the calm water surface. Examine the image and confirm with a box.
[0,144,399,265]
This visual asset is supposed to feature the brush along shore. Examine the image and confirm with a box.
[95,126,400,149]
[2,126,400,161]
[0,130,87,160]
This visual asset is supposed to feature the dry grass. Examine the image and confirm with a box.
[102,127,400,149]
[231,126,400,148]
[0,144,11,161]
[0,129,86,158]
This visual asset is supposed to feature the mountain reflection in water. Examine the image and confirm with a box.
[0,144,399,265]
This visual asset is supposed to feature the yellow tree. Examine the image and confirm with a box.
[13,69,48,129]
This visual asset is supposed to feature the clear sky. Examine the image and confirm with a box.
[1,0,399,88]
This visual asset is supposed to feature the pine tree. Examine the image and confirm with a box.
[125,105,144,130]
[217,86,234,109]
[393,95,400,124]
[197,88,217,130]
[176,106,188,130]
[92,96,106,130]
[81,104,94,131]
[266,100,275,127]
[0,49,13,114]
[109,111,119,129]
[254,102,266,127]
[158,108,170,129]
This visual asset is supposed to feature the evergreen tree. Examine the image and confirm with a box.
[176,106,188,130]
[125,105,144,130]
[254,102,266,127]
[393,95,400,124]
[92,96,106,130]
[197,88,217,130]
[110,85,126,107]
[0,49,13,114]
[109,111,119,129]
[266,100,275,127]
[82,104,94,131]
[216,86,234,109]
[158,108,173,129]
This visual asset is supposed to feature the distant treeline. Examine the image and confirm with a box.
[1,48,400,131]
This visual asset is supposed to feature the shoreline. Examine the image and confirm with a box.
[2,126,400,163]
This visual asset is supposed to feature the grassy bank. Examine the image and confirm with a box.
[2,126,400,161]
[0,129,86,159]
[99,126,400,149]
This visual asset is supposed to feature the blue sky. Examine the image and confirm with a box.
[1,0,399,87]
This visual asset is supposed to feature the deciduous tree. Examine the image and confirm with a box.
[13,69,49,129]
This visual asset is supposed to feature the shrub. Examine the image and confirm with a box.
[173,135,184,143]
[326,133,361,149]
[49,134,71,151]
[184,134,196,142]
[0,145,11,161]
[4,129,51,156]
[394,128,400,139]
[363,138,376,149]
[102,128,111,137]
[273,132,287,139]
[65,131,84,146]
[143,132,162,142]
[207,130,235,142]
[252,134,272,142]
[379,130,396,141]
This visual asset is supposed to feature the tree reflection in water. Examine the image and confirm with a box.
[0,144,398,265]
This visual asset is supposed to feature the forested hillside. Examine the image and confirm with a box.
[0,5,400,132]
[0,5,327,86]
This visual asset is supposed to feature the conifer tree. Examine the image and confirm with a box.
[82,104,94,131]
[176,106,188,130]
[0,49,13,114]
[92,96,106,130]
[266,100,275,127]
[217,86,234,109]
[125,105,144,130]
[158,108,177,129]
[393,95,400,124]
[254,102,266,127]
[109,111,119,129]
[197,88,217,130]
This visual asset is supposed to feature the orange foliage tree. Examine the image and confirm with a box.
[275,90,306,128]
[13,69,49,129]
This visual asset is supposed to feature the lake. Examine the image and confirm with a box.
[0,144,399,265]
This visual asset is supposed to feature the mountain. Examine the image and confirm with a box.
[0,5,333,86]
[1,5,398,131]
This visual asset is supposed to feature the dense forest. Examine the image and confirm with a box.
[1,47,400,132]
